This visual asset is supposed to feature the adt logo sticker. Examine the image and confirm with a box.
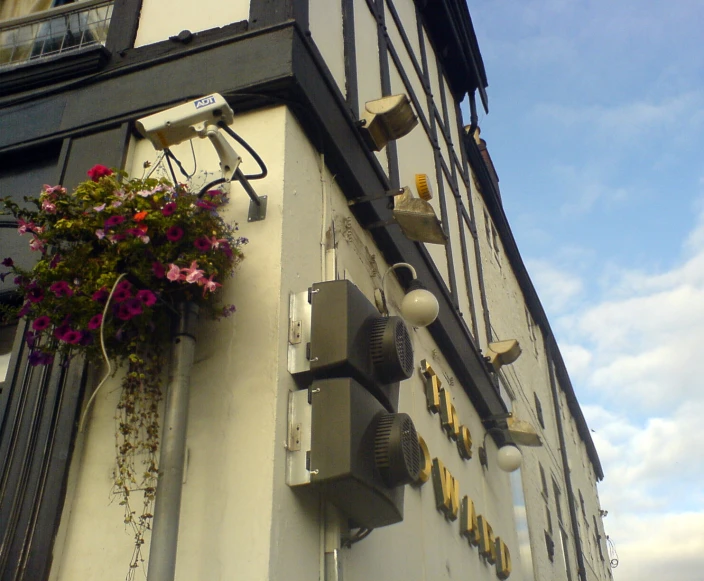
[194,96,216,109]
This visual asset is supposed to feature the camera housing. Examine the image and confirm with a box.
[135,94,235,151]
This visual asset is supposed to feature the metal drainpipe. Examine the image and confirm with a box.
[546,337,588,581]
[147,302,199,581]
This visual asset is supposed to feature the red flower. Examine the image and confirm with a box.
[134,211,148,222]
[87,165,113,182]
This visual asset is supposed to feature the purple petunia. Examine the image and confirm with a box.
[61,330,83,345]
[166,226,184,242]
[28,350,54,366]
[32,316,51,331]
[194,237,211,252]
[112,287,132,303]
[104,215,126,228]
[92,288,109,304]
[1,257,13,267]
[116,279,132,291]
[161,202,177,216]
[123,298,144,317]
[152,262,165,279]
[26,285,44,303]
[195,199,218,211]
[136,290,157,307]
[54,324,72,341]
[88,314,103,329]
[50,281,73,297]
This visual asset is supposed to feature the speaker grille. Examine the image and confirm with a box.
[369,317,414,383]
[374,413,420,487]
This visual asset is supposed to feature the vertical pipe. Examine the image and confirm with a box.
[147,302,199,581]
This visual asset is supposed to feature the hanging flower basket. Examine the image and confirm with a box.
[0,165,246,576]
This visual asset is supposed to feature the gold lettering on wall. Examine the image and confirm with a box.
[495,537,512,580]
[431,458,459,520]
[439,389,460,439]
[478,515,497,564]
[457,425,473,460]
[416,434,431,485]
[460,495,480,546]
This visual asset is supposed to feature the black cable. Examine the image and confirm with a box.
[217,123,268,180]
[197,178,226,198]
[342,528,373,548]
[164,148,194,180]
[164,150,178,185]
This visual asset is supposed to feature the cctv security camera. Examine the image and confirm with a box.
[136,94,235,151]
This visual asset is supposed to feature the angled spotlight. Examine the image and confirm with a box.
[485,339,521,372]
[359,94,418,151]
[393,187,447,245]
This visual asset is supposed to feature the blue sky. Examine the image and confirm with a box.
[467,1,704,579]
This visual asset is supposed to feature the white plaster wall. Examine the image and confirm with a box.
[309,0,346,99]
[51,106,287,581]
[263,112,524,581]
[134,0,250,48]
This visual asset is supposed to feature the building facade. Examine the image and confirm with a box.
[0,1,612,580]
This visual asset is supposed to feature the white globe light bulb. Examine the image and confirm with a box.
[496,444,522,472]
[401,288,439,327]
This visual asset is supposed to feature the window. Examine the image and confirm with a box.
[535,392,545,429]
[539,463,549,498]
[0,0,113,68]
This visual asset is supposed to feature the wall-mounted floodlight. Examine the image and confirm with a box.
[485,339,521,372]
[136,94,266,221]
[378,263,439,328]
[359,94,418,151]
[393,187,447,245]
[478,413,542,473]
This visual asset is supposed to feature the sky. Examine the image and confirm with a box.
[467,1,704,580]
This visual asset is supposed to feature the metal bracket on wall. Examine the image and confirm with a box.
[286,389,312,487]
[287,290,312,374]
[247,195,267,222]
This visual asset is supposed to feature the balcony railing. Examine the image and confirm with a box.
[0,0,113,69]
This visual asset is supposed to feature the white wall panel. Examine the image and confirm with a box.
[309,0,346,97]
[134,0,250,47]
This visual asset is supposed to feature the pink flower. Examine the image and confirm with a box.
[166,264,182,282]
[94,203,106,212]
[199,274,222,295]
[111,200,123,208]
[87,165,113,182]
[29,237,45,252]
[26,285,44,303]
[208,236,228,249]
[95,229,105,240]
[166,226,184,241]
[43,184,66,195]
[136,189,152,198]
[41,200,57,213]
[136,290,157,307]
[17,219,35,234]
[181,261,204,284]
[88,314,103,329]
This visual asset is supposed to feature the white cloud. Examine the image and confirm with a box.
[538,202,704,579]
[525,259,583,312]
